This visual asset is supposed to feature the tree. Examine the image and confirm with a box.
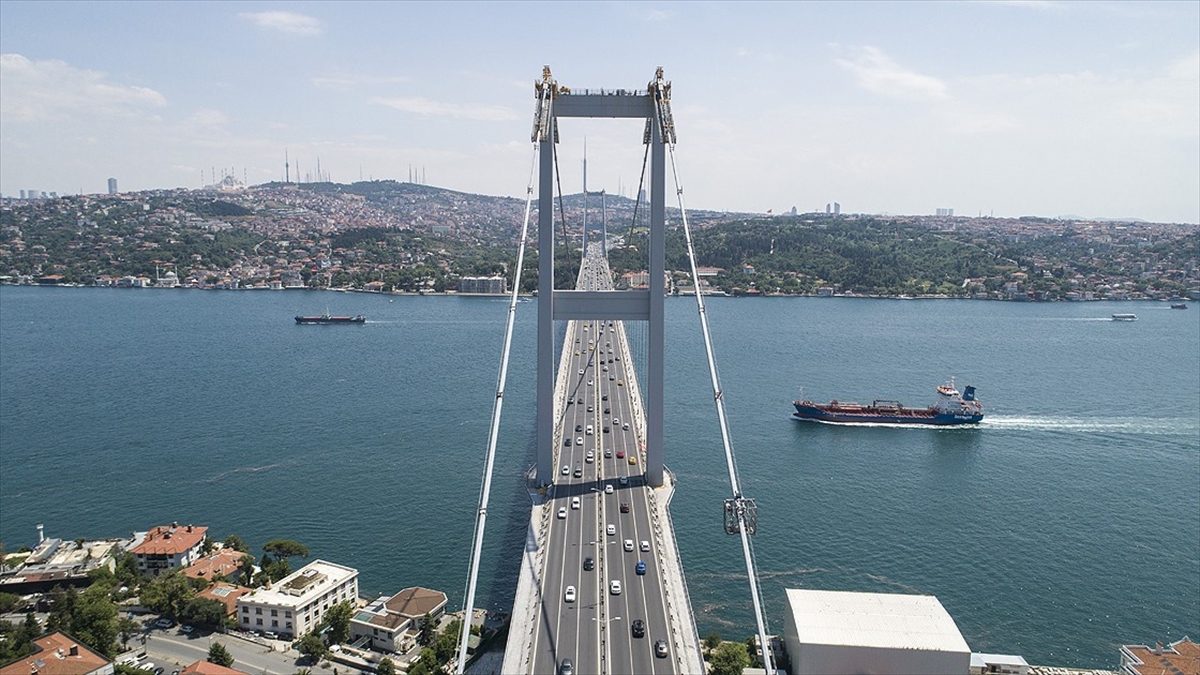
[45,585,78,632]
[223,535,250,552]
[704,632,722,651]
[374,657,395,675]
[322,601,354,646]
[180,597,227,628]
[745,635,762,668]
[117,616,141,650]
[417,612,435,647]
[295,633,327,663]
[141,571,194,620]
[70,583,119,657]
[406,648,438,675]
[433,619,461,664]
[708,641,750,675]
[236,554,256,585]
[262,540,309,565]
[0,592,19,614]
[207,642,234,667]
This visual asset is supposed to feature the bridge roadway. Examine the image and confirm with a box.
[502,253,702,675]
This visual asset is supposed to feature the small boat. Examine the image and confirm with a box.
[1111,313,1138,321]
[1170,303,1188,310]
[792,378,984,426]
[295,313,366,324]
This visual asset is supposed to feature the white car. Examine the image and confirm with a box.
[610,580,622,595]
[562,465,569,475]
[564,585,576,602]
[577,437,584,446]
[623,423,630,431]
[571,497,580,510]
[606,524,616,536]
[585,450,594,463]
[558,507,567,519]
[605,484,614,494]
[640,540,650,552]
[624,539,634,552]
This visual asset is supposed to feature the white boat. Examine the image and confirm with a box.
[1111,313,1138,321]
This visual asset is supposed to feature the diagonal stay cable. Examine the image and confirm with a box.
[455,137,541,675]
[659,110,777,674]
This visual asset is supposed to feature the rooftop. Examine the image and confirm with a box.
[242,560,356,605]
[785,588,970,653]
[0,632,109,675]
[183,548,247,580]
[1121,637,1200,675]
[180,660,250,675]
[131,524,208,556]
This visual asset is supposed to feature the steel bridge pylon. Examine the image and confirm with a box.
[535,67,668,488]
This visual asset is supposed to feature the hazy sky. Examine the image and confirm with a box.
[1,1,1197,223]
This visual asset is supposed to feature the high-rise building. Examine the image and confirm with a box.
[936,208,954,217]
[108,178,118,195]
[833,202,841,215]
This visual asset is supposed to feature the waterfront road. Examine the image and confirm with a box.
[527,254,676,675]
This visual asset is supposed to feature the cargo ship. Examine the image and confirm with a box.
[792,379,984,426]
[294,313,366,324]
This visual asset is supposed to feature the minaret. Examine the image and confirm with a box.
[285,149,290,183]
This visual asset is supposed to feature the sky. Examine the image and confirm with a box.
[1,1,1197,223]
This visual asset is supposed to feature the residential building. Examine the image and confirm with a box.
[130,523,208,576]
[349,587,448,653]
[458,276,506,294]
[183,548,248,584]
[195,583,252,620]
[1119,636,1199,675]
[179,661,249,675]
[0,632,113,675]
[236,560,358,639]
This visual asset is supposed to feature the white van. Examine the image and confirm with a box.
[586,424,593,435]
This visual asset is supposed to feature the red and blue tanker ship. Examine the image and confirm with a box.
[792,379,984,426]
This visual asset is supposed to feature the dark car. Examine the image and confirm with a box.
[654,640,668,658]
[631,619,645,638]
[564,438,572,446]
[636,560,646,575]
[620,502,630,513]
[576,424,583,432]
[583,557,594,571]
[602,394,609,401]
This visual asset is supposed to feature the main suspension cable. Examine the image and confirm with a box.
[658,100,776,674]
[455,138,541,675]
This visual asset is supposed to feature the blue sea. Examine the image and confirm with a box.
[1,287,1197,669]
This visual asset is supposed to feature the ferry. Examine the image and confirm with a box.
[1111,313,1138,321]
[294,314,366,324]
[792,379,984,426]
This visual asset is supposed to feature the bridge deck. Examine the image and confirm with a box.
[502,254,702,675]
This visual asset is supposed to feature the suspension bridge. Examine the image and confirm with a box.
[456,67,774,675]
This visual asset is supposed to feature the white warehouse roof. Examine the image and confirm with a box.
[785,588,970,653]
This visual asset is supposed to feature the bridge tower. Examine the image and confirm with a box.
[534,67,670,488]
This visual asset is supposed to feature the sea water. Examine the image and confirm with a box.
[1,287,1196,668]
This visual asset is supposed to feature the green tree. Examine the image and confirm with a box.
[117,615,141,650]
[262,539,309,565]
[406,648,438,675]
[70,583,119,657]
[236,554,256,585]
[745,635,762,668]
[322,601,354,646]
[374,656,395,675]
[708,641,750,675]
[114,553,140,587]
[207,642,235,667]
[295,633,327,663]
[416,612,435,646]
[180,597,227,628]
[45,585,78,632]
[223,535,250,552]
[0,591,19,614]
[433,619,461,664]
[704,632,722,651]
[141,571,194,620]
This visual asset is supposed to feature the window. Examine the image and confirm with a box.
[256,618,263,626]
[285,611,292,618]
[242,606,249,613]
[255,608,262,615]
[271,620,278,628]
[286,622,292,629]
[271,610,278,617]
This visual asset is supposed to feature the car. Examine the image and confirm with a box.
[583,557,594,571]
[562,465,569,475]
[571,496,580,510]
[573,466,582,477]
[655,640,668,658]
[619,476,629,486]
[604,408,611,414]
[623,539,634,552]
[628,455,638,465]
[585,450,594,463]
[618,380,624,386]
[603,427,610,434]
[602,366,608,372]
[559,657,574,675]
[155,618,174,629]
[606,524,616,536]
[587,405,594,412]
[610,580,622,595]
[609,375,615,381]
[601,394,609,401]
[578,397,584,404]
[605,483,614,494]
[576,437,584,446]
[588,380,593,386]
[557,507,567,519]
[578,369,584,375]
[586,424,593,435]
[631,619,646,638]
[604,448,612,459]
[616,449,625,459]
[613,417,620,425]
[620,502,630,513]
[564,437,572,446]
[623,423,630,431]
[142,664,156,674]
[179,625,194,634]
[641,540,651,552]
[636,561,646,575]
[564,585,576,602]
[575,424,583,432]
